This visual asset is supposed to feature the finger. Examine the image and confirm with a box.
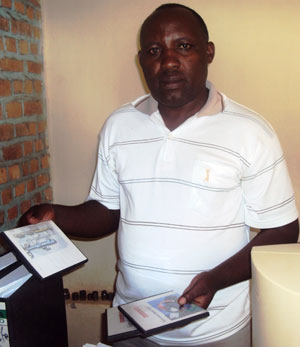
[177,296,187,306]
[27,215,42,224]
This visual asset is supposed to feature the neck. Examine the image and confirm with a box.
[158,89,209,131]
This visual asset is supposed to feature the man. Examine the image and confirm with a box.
[20,4,299,347]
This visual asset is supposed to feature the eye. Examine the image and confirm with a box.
[147,47,161,56]
[178,43,192,50]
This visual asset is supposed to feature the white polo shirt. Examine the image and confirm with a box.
[88,83,298,345]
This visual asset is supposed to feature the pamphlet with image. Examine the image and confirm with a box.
[1,220,88,280]
[117,290,209,337]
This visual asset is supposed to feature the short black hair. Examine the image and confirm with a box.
[142,3,209,42]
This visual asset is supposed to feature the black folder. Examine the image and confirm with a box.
[0,252,68,347]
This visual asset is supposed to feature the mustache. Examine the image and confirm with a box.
[158,71,185,83]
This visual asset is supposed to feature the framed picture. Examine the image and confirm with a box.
[2,220,87,280]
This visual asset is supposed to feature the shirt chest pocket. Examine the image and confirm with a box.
[192,160,241,190]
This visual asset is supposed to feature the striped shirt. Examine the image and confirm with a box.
[87,82,298,345]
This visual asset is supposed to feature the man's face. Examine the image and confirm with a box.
[139,8,214,109]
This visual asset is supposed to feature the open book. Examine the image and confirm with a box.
[106,291,209,341]
[1,220,88,280]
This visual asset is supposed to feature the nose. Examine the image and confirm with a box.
[161,48,180,70]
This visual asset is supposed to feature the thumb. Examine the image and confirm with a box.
[178,296,187,306]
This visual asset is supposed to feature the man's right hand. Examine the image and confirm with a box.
[18,203,55,226]
[18,200,120,238]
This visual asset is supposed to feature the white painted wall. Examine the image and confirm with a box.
[41,0,300,290]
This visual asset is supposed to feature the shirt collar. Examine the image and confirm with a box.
[133,81,224,117]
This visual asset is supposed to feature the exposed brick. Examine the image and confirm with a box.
[38,120,46,133]
[21,199,31,214]
[35,138,43,152]
[41,155,49,169]
[19,39,29,55]
[30,158,39,173]
[23,140,33,155]
[8,205,18,220]
[44,187,53,201]
[11,19,18,35]
[26,6,35,20]
[2,143,23,160]
[24,100,42,115]
[6,101,22,118]
[0,123,14,141]
[33,26,41,39]
[0,16,9,31]
[13,80,23,94]
[37,173,49,187]
[22,161,29,176]
[5,37,17,53]
[27,61,42,74]
[0,211,4,226]
[15,182,25,196]
[33,79,42,94]
[0,58,23,72]
[30,42,38,55]
[0,79,11,96]
[0,0,47,229]
[16,122,36,137]
[36,9,41,20]
[20,21,32,37]
[8,164,21,180]
[24,79,33,94]
[2,187,12,205]
[15,1,25,14]
[12,19,32,37]
[33,192,42,204]
[27,178,35,192]
[0,167,8,184]
[29,0,40,8]
[1,0,12,9]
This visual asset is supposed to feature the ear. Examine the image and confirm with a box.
[206,42,215,64]
[138,50,142,65]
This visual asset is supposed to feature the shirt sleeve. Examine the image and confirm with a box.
[241,129,298,229]
[87,122,120,210]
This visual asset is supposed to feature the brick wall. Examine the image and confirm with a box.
[0,0,52,238]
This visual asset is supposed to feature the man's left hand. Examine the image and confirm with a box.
[178,271,218,309]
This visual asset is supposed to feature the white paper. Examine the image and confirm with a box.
[0,265,32,298]
[0,252,17,271]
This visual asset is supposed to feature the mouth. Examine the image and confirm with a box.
[159,76,185,90]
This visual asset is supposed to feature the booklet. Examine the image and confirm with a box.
[117,291,209,337]
[1,220,88,280]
